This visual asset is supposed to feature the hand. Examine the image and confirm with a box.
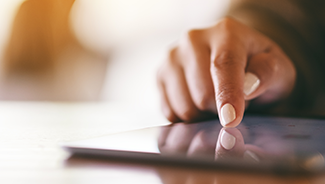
[157,17,296,127]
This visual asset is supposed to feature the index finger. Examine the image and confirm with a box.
[211,44,246,127]
[209,18,271,127]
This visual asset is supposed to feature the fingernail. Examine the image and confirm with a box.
[244,72,260,96]
[243,150,260,163]
[220,130,236,150]
[220,103,236,126]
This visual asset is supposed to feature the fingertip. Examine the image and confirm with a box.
[220,103,236,126]
[219,103,243,127]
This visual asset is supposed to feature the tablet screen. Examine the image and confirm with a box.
[62,116,325,174]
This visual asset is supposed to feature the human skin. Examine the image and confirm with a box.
[157,17,296,127]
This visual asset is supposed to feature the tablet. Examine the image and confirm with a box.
[62,115,325,175]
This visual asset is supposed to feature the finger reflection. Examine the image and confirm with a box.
[215,127,268,164]
[159,120,221,159]
[215,128,245,160]
[243,150,260,163]
[220,129,236,150]
[187,129,218,159]
[157,116,325,173]
[159,123,202,155]
[303,152,325,171]
[156,168,217,184]
[158,120,268,164]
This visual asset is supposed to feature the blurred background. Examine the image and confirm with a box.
[0,0,229,104]
[0,0,231,140]
[0,0,231,176]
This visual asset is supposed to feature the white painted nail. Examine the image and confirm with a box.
[243,150,260,163]
[244,72,260,96]
[220,130,236,150]
[220,103,236,126]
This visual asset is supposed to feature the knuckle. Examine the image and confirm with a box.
[184,29,203,45]
[178,108,198,122]
[211,51,242,70]
[268,57,279,73]
[165,113,179,123]
[166,47,179,67]
[163,107,179,123]
[195,92,215,111]
[216,17,237,32]
[213,17,244,41]
[263,56,279,78]
[157,63,170,83]
[156,66,165,81]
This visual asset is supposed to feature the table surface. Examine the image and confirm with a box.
[0,101,324,184]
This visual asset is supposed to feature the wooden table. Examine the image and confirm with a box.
[0,102,324,184]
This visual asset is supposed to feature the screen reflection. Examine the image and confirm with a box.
[158,116,325,173]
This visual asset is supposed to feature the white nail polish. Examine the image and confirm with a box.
[243,150,260,163]
[220,130,236,150]
[220,103,236,126]
[244,72,260,96]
